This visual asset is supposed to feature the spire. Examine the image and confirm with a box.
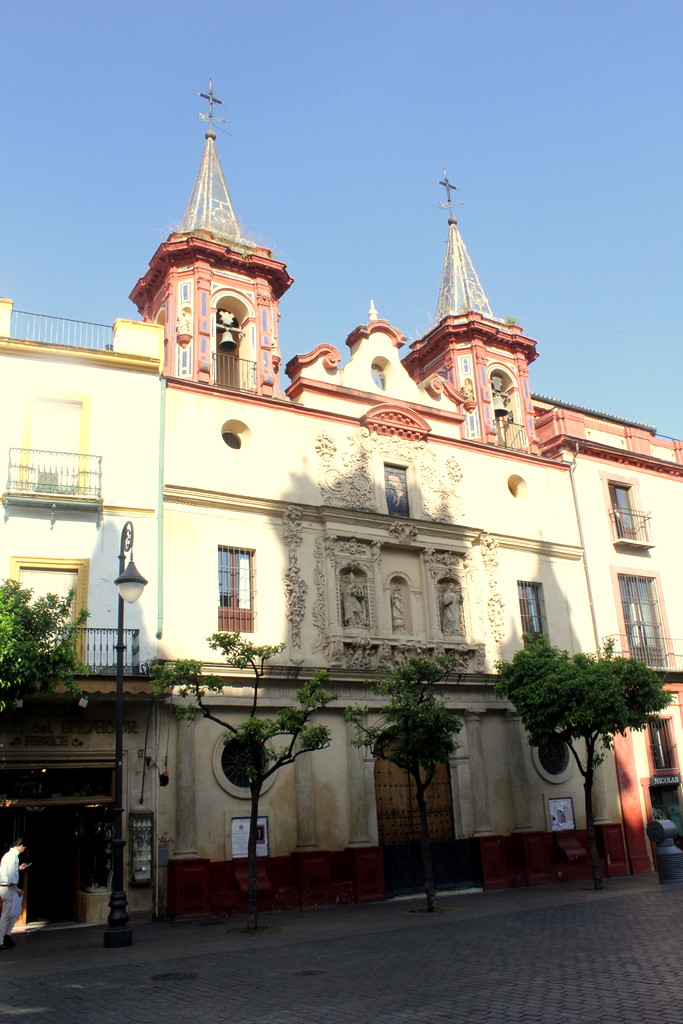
[179,82,250,247]
[434,169,494,322]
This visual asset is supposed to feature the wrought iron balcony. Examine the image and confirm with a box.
[213,353,257,392]
[6,449,102,500]
[603,634,683,671]
[608,507,653,546]
[495,416,527,452]
[9,309,113,351]
[78,627,143,675]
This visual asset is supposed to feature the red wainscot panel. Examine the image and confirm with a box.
[348,846,385,903]
[232,858,275,913]
[209,861,240,916]
[598,823,629,878]
[167,858,212,918]
[293,851,333,907]
[479,837,508,890]
[268,855,301,911]
[507,831,551,887]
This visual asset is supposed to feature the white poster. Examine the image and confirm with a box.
[231,816,269,859]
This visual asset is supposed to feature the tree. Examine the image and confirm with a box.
[0,579,87,712]
[496,635,673,889]
[345,656,462,912]
[152,632,336,930]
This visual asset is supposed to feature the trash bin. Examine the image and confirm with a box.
[646,819,683,884]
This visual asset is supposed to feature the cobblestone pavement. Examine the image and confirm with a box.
[1,876,682,1024]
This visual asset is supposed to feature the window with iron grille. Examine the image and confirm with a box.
[218,547,255,632]
[617,574,666,668]
[648,718,677,772]
[517,581,547,639]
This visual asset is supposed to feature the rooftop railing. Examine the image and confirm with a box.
[6,449,102,500]
[496,417,527,452]
[9,309,113,351]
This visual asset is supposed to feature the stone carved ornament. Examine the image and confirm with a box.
[313,428,463,522]
[282,506,307,656]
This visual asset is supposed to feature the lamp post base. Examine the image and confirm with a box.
[103,925,133,948]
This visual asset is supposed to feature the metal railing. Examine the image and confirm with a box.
[495,417,527,452]
[78,627,142,675]
[213,353,257,392]
[604,634,683,671]
[9,310,114,351]
[609,507,652,544]
[6,449,102,500]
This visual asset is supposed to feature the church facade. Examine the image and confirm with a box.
[1,109,682,925]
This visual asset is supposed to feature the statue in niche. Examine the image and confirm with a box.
[176,311,192,340]
[390,585,406,634]
[460,378,474,401]
[342,572,368,628]
[441,581,463,634]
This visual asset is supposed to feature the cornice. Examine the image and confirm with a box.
[540,435,683,479]
[0,338,161,375]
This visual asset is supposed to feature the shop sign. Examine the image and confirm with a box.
[650,774,681,787]
[0,716,138,749]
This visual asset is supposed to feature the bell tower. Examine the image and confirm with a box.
[402,171,539,453]
[130,83,293,398]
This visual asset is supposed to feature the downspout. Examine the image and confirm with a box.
[156,377,166,640]
[569,442,601,652]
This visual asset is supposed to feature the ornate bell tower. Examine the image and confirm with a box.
[130,83,293,398]
[403,171,539,453]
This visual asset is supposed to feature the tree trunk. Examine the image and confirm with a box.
[414,783,437,911]
[584,769,603,890]
[246,782,261,930]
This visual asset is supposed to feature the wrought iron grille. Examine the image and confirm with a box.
[78,627,141,675]
[609,506,652,544]
[496,416,527,452]
[6,449,102,499]
[9,310,113,351]
[648,718,677,772]
[518,581,547,638]
[213,353,257,392]
[617,575,667,668]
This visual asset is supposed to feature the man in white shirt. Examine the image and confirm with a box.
[0,839,27,949]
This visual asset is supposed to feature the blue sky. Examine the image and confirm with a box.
[2,0,681,437]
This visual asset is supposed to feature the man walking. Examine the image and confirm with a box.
[0,838,27,949]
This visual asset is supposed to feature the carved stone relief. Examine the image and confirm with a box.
[477,532,505,647]
[282,506,307,660]
[312,427,464,522]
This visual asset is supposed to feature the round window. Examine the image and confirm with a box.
[537,737,570,777]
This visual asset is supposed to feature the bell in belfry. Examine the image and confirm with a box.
[490,373,510,418]
[217,310,242,354]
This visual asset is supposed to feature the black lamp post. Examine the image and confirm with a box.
[104,520,147,949]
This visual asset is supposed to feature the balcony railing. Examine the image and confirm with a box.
[6,449,102,500]
[604,634,683,671]
[495,417,527,452]
[78,627,142,675]
[609,507,652,545]
[9,310,113,351]
[213,353,257,392]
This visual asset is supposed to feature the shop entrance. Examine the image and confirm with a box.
[0,765,113,926]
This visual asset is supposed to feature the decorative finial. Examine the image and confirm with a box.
[437,167,459,221]
[368,300,379,322]
[197,78,228,136]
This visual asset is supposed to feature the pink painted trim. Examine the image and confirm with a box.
[345,320,405,351]
[284,344,342,380]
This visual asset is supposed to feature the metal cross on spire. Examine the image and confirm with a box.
[437,168,459,218]
[197,78,226,132]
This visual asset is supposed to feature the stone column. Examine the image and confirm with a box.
[465,712,492,835]
[295,751,317,849]
[447,751,466,837]
[592,759,610,824]
[507,712,533,831]
[173,716,199,858]
[346,718,372,846]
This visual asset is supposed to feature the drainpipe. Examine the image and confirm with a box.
[569,443,601,652]
[156,378,166,640]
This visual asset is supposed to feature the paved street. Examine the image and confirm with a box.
[1,875,681,1024]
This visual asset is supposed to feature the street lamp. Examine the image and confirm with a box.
[104,520,147,949]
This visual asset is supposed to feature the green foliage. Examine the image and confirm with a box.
[151,639,337,783]
[496,634,673,770]
[346,656,462,788]
[0,579,87,712]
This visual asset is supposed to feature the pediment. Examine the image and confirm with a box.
[360,404,431,442]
